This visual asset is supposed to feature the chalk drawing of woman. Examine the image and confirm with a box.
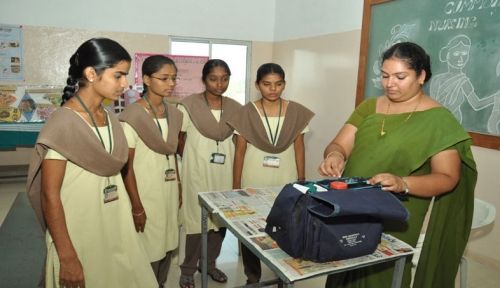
[430,34,497,126]
[486,62,500,134]
[371,24,415,90]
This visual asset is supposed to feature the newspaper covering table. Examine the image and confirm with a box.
[199,187,414,288]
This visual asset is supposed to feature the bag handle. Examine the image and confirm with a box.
[307,187,409,221]
[307,201,340,218]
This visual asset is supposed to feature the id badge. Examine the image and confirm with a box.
[263,156,280,168]
[210,153,226,164]
[165,168,177,182]
[103,184,119,203]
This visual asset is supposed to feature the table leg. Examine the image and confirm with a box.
[201,206,208,288]
[390,256,406,288]
[276,278,293,288]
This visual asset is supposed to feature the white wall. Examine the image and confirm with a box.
[272,31,362,180]
[0,0,276,41]
[1,0,364,42]
[274,0,363,41]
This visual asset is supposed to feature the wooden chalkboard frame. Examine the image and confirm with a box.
[355,0,500,150]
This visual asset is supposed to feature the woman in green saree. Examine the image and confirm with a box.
[318,42,477,288]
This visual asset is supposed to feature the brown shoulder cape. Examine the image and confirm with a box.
[180,93,242,141]
[26,107,128,230]
[118,102,182,155]
[226,101,314,154]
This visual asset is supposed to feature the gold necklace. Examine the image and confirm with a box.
[380,98,421,136]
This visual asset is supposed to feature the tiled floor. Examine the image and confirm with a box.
[165,231,326,288]
[0,182,21,226]
[1,180,499,288]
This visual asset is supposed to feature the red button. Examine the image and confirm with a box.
[330,181,348,190]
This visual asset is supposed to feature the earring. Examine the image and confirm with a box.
[89,79,94,83]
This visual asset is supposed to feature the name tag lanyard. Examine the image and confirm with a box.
[75,94,115,190]
[144,95,175,174]
[261,98,282,146]
[203,92,223,154]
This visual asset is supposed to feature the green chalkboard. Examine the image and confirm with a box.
[356,0,500,149]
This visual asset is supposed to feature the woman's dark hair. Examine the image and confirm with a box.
[61,38,131,105]
[256,63,285,83]
[201,59,231,82]
[141,55,177,96]
[382,42,432,83]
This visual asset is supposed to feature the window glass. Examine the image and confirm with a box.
[170,38,250,104]
[212,44,248,104]
[171,42,209,57]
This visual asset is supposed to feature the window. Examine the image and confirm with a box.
[170,37,251,104]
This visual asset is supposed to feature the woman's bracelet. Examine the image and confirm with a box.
[400,177,410,195]
[325,150,345,161]
[132,209,145,217]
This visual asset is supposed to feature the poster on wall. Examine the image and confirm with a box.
[0,85,62,123]
[134,53,208,101]
[0,24,24,82]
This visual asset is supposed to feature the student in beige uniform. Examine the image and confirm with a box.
[178,59,242,288]
[228,63,314,284]
[120,55,183,288]
[26,38,157,288]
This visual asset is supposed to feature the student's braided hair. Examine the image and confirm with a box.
[61,38,131,105]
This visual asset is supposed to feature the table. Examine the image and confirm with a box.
[199,187,414,288]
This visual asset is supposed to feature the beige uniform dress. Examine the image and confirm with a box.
[122,119,179,261]
[236,102,310,283]
[240,105,309,187]
[178,105,234,234]
[44,124,157,288]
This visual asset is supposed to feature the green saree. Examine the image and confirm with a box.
[325,98,477,288]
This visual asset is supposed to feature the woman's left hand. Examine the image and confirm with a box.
[368,173,405,193]
[178,187,183,209]
[132,209,147,232]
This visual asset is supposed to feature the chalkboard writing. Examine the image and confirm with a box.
[356,0,500,149]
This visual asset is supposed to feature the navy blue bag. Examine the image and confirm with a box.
[265,182,409,262]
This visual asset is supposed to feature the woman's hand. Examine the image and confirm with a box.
[41,159,85,287]
[319,124,356,178]
[59,255,86,288]
[370,149,460,197]
[232,135,247,189]
[121,148,148,232]
[178,186,183,209]
[318,152,345,178]
[132,208,147,233]
[369,173,406,193]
